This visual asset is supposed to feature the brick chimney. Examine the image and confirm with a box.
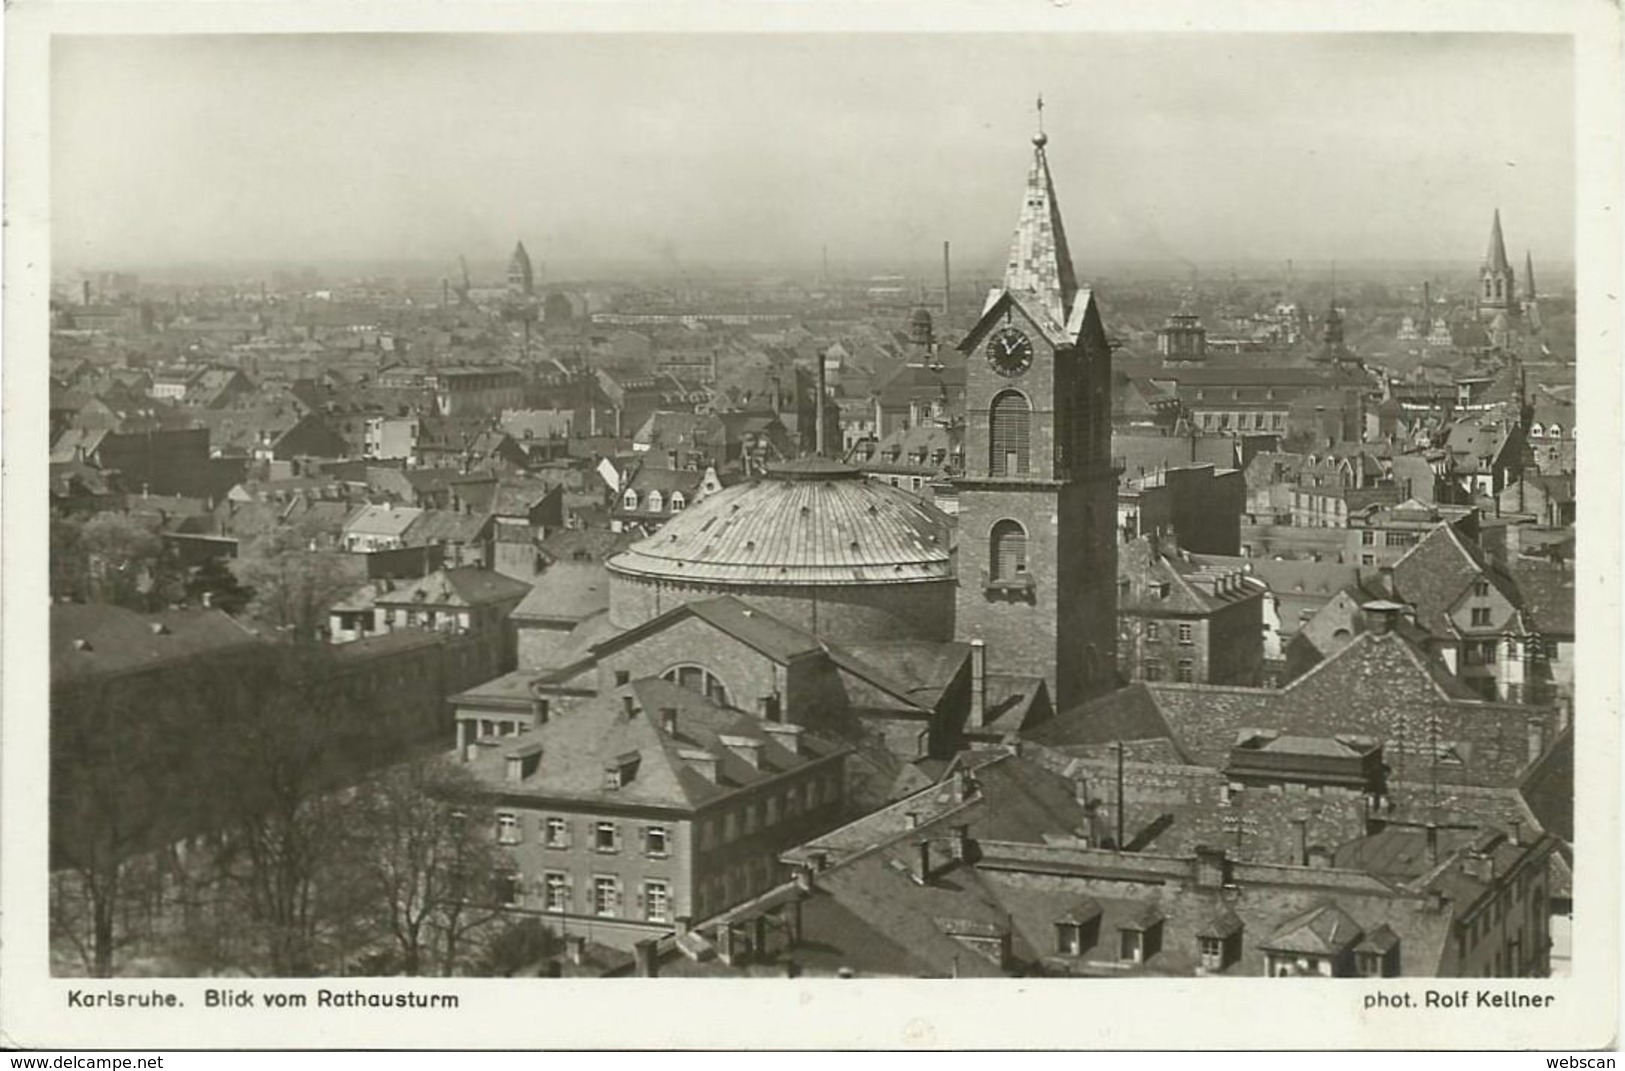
[530,695,550,726]
[756,694,782,723]
[913,840,933,884]
[969,640,987,729]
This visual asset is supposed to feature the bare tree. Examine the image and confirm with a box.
[346,758,505,976]
[49,676,188,975]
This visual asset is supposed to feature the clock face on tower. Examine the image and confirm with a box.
[985,327,1034,378]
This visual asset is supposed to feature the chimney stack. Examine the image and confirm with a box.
[969,639,987,729]
[530,696,550,726]
[942,240,952,322]
[633,938,659,978]
[566,935,587,966]
[621,695,636,718]
[814,350,827,458]
[659,707,677,736]
[757,694,782,724]
[914,840,933,884]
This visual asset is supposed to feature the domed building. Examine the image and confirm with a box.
[606,458,956,643]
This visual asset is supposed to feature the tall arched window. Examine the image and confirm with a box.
[989,390,1031,476]
[647,490,664,514]
[661,664,731,707]
[990,519,1028,582]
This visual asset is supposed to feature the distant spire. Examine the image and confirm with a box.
[1485,209,1511,273]
[1524,249,1537,300]
[1002,115,1079,329]
[508,241,535,296]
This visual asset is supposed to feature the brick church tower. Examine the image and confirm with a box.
[952,120,1118,713]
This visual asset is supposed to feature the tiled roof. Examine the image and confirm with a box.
[1029,683,1182,754]
[344,503,423,538]
[1390,523,1489,636]
[376,567,531,609]
[52,604,264,684]
[462,678,844,811]
[607,460,952,587]
[1261,902,1364,955]
[1507,559,1574,635]
[1519,727,1573,845]
[511,561,609,623]
[1147,628,1555,789]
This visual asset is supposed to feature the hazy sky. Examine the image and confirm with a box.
[52,33,1575,274]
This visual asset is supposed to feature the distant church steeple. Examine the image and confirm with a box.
[1523,249,1542,332]
[1478,209,1516,320]
[508,241,535,296]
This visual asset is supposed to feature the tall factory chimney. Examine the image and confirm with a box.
[814,349,828,458]
[942,240,952,322]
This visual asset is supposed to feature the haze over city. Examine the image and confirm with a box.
[53,33,1574,276]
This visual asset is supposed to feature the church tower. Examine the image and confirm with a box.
[1477,209,1516,321]
[952,117,1118,713]
[1522,249,1542,332]
[508,240,535,296]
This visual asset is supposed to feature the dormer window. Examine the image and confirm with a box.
[670,492,686,511]
[647,490,664,513]
[622,489,638,510]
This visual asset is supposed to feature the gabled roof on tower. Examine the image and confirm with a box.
[1001,131,1080,334]
[1484,209,1511,274]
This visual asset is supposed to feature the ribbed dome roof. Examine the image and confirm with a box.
[607,461,953,586]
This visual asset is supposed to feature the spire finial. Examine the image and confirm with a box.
[1033,93,1047,146]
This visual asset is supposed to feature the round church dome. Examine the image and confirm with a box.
[605,459,956,642]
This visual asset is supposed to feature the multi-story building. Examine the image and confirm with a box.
[1116,534,1265,686]
[457,678,850,949]
[428,366,525,417]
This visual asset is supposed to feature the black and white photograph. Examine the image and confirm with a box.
[3,3,1619,1052]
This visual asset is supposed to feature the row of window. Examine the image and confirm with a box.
[1141,659,1195,683]
[1358,530,1420,548]
[695,772,841,849]
[1053,919,1399,976]
[1196,411,1285,432]
[1143,621,1194,644]
[504,872,673,922]
[620,489,688,514]
[497,814,671,857]
[693,856,782,917]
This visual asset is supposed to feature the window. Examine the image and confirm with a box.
[594,821,620,853]
[647,490,664,513]
[1361,530,1375,546]
[544,816,569,848]
[744,803,760,834]
[1471,607,1492,628]
[592,876,621,918]
[543,872,570,913]
[497,813,520,845]
[670,492,686,512]
[1145,621,1160,641]
[1200,937,1224,971]
[1361,554,1376,567]
[494,871,522,906]
[723,811,739,843]
[1120,930,1144,963]
[1473,580,1490,597]
[765,795,780,826]
[645,825,669,857]
[1142,660,1164,682]
[622,489,638,511]
[644,880,671,923]
[1385,531,1418,548]
[1178,622,1194,645]
[1177,659,1194,683]
[661,664,731,706]
[989,390,1031,476]
[989,519,1029,583]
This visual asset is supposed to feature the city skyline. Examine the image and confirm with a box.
[53,33,1574,274]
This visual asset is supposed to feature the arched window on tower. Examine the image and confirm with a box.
[990,519,1029,584]
[990,391,1031,477]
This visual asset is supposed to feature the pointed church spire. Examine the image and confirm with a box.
[1524,249,1537,300]
[1485,209,1511,273]
[1002,111,1079,331]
